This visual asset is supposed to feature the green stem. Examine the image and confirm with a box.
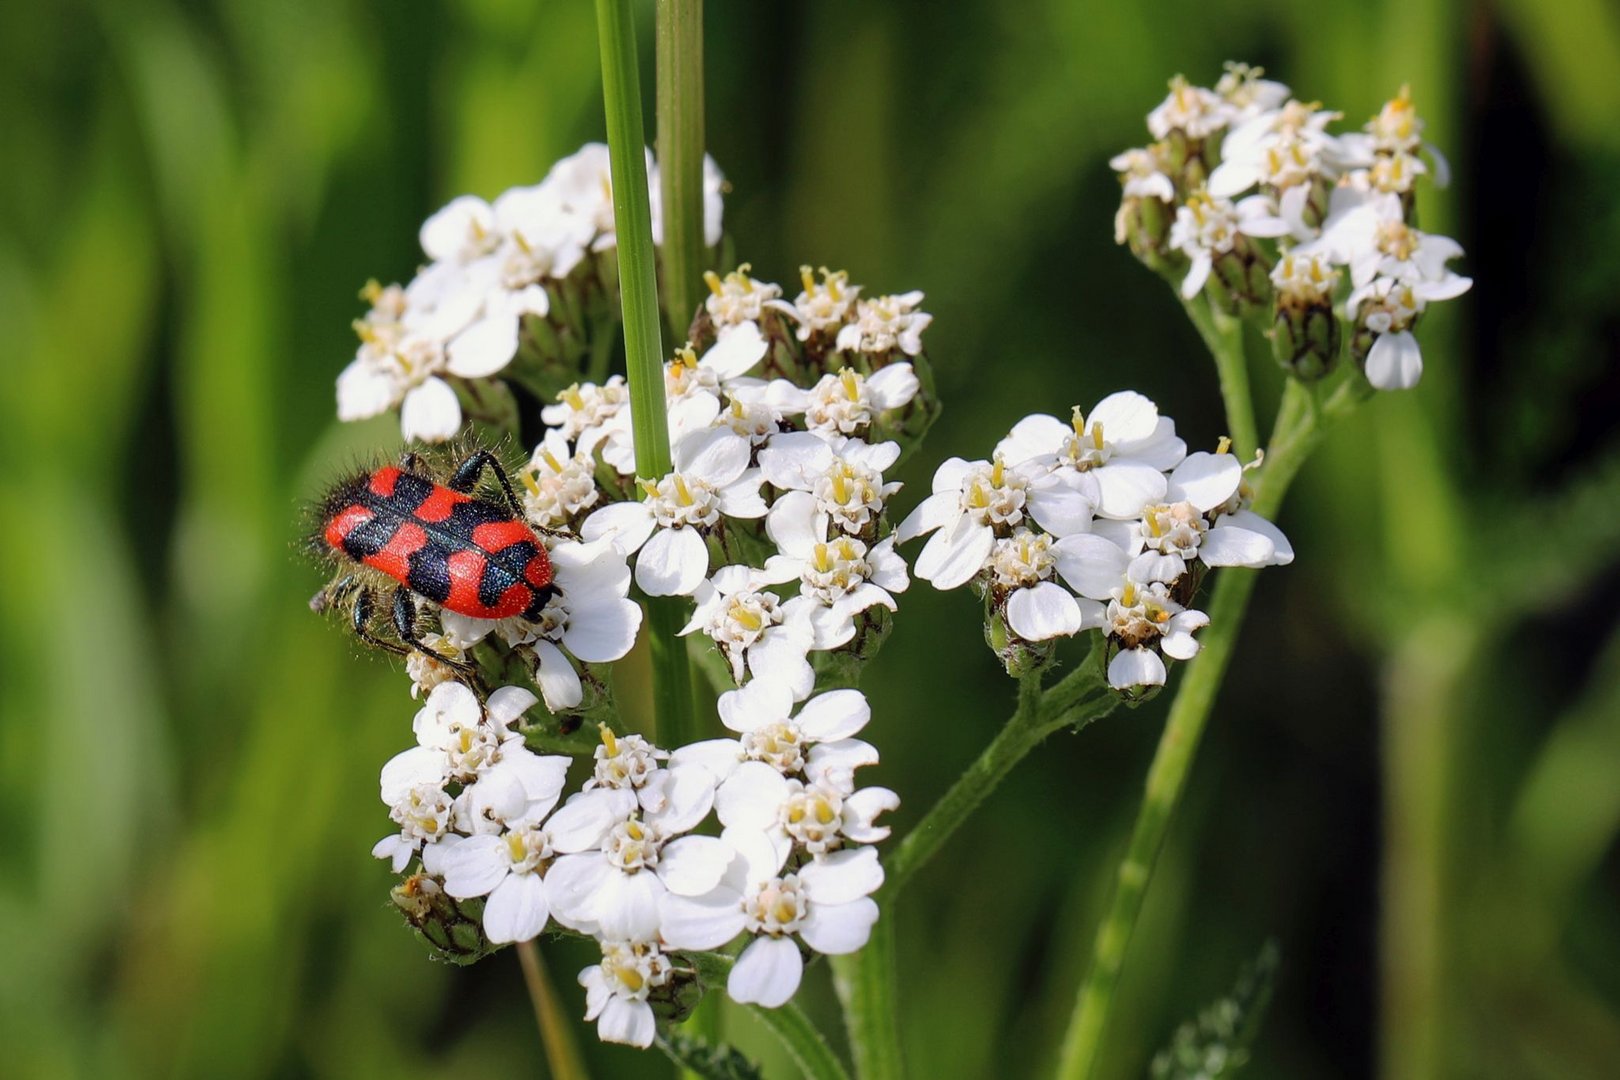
[1182,295,1258,462]
[1054,377,1338,1080]
[655,0,707,339]
[516,940,592,1080]
[747,1001,854,1080]
[831,917,904,1080]
[595,0,700,747]
[834,649,1115,1080]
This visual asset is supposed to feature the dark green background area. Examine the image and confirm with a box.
[3,1,1618,1077]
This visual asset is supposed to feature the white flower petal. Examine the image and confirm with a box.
[446,314,519,378]
[794,689,871,742]
[596,868,665,941]
[660,889,749,950]
[1005,581,1084,641]
[1365,330,1423,390]
[438,834,510,898]
[799,897,880,956]
[1093,462,1168,519]
[1167,452,1242,512]
[798,846,884,905]
[657,836,737,896]
[562,597,642,663]
[635,525,710,596]
[533,640,583,711]
[1052,533,1132,600]
[727,936,804,1008]
[483,872,550,943]
[1108,647,1167,689]
[597,997,656,1048]
[400,377,462,443]
[546,789,625,853]
[1199,524,1276,568]
[336,358,397,421]
[580,501,657,553]
[914,515,993,590]
[715,761,791,831]
[718,678,794,734]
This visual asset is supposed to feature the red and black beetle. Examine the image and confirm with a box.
[310,449,553,674]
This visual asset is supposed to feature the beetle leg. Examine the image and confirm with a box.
[390,585,483,682]
[310,573,362,615]
[398,450,427,474]
[350,586,411,658]
[448,449,525,519]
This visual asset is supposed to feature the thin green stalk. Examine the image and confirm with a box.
[1055,378,1336,1080]
[656,0,707,338]
[595,0,699,747]
[830,916,903,1080]
[834,652,1115,1080]
[747,1001,854,1080]
[516,940,592,1080]
[1182,295,1258,462]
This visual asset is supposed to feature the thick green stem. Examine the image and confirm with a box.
[1183,295,1258,462]
[595,0,699,747]
[516,941,592,1080]
[1055,378,1335,1080]
[747,1001,853,1080]
[655,0,707,338]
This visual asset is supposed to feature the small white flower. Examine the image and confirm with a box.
[672,679,882,793]
[579,940,673,1049]
[681,565,817,696]
[715,757,896,865]
[774,366,921,441]
[762,497,909,649]
[1109,146,1176,203]
[996,392,1187,519]
[990,528,1091,642]
[373,782,455,872]
[703,264,782,334]
[585,728,718,826]
[1207,99,1343,204]
[1337,85,1451,189]
[405,631,468,699]
[767,266,862,341]
[518,430,601,529]
[581,428,768,596]
[378,683,538,798]
[1104,579,1209,690]
[546,800,734,941]
[1147,75,1232,140]
[419,195,500,264]
[541,377,631,450]
[759,432,903,537]
[1213,63,1291,122]
[1270,251,1340,303]
[834,291,932,356]
[1168,192,1292,300]
[659,830,885,1008]
[1346,277,1455,391]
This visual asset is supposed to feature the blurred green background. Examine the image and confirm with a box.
[5,0,1620,1077]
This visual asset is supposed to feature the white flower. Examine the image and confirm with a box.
[898,454,1094,590]
[579,940,673,1049]
[541,377,630,449]
[1309,190,1471,296]
[762,497,909,649]
[996,392,1187,519]
[659,831,884,1008]
[767,266,861,341]
[759,432,903,537]
[1090,452,1288,583]
[336,295,493,444]
[441,538,641,712]
[518,430,601,529]
[455,746,572,836]
[581,428,768,596]
[419,195,501,264]
[990,528,1091,642]
[546,794,734,941]
[655,324,772,440]
[585,729,719,826]
[682,565,817,695]
[373,781,455,872]
[834,291,932,357]
[1213,63,1291,122]
[378,683,537,799]
[1103,579,1209,690]
[1207,99,1343,205]
[1147,75,1232,140]
[703,264,782,334]
[715,757,896,865]
[1109,146,1176,203]
[1345,278,1439,391]
[774,366,921,440]
[1270,251,1340,304]
[1168,192,1291,300]
[1337,85,1451,189]
[432,785,626,943]
[405,631,468,699]
[672,679,884,794]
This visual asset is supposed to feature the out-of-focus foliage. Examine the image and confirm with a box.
[2,1,1617,1078]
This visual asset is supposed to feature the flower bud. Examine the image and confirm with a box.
[391,873,498,965]
[985,607,1055,679]
[1269,253,1341,381]
[1205,234,1274,316]
[1116,195,1177,273]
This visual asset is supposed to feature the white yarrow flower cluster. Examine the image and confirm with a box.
[1113,65,1470,389]
[899,392,1291,689]
[336,144,725,442]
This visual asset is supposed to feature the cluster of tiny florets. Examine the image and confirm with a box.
[898,393,1291,689]
[1112,65,1470,389]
